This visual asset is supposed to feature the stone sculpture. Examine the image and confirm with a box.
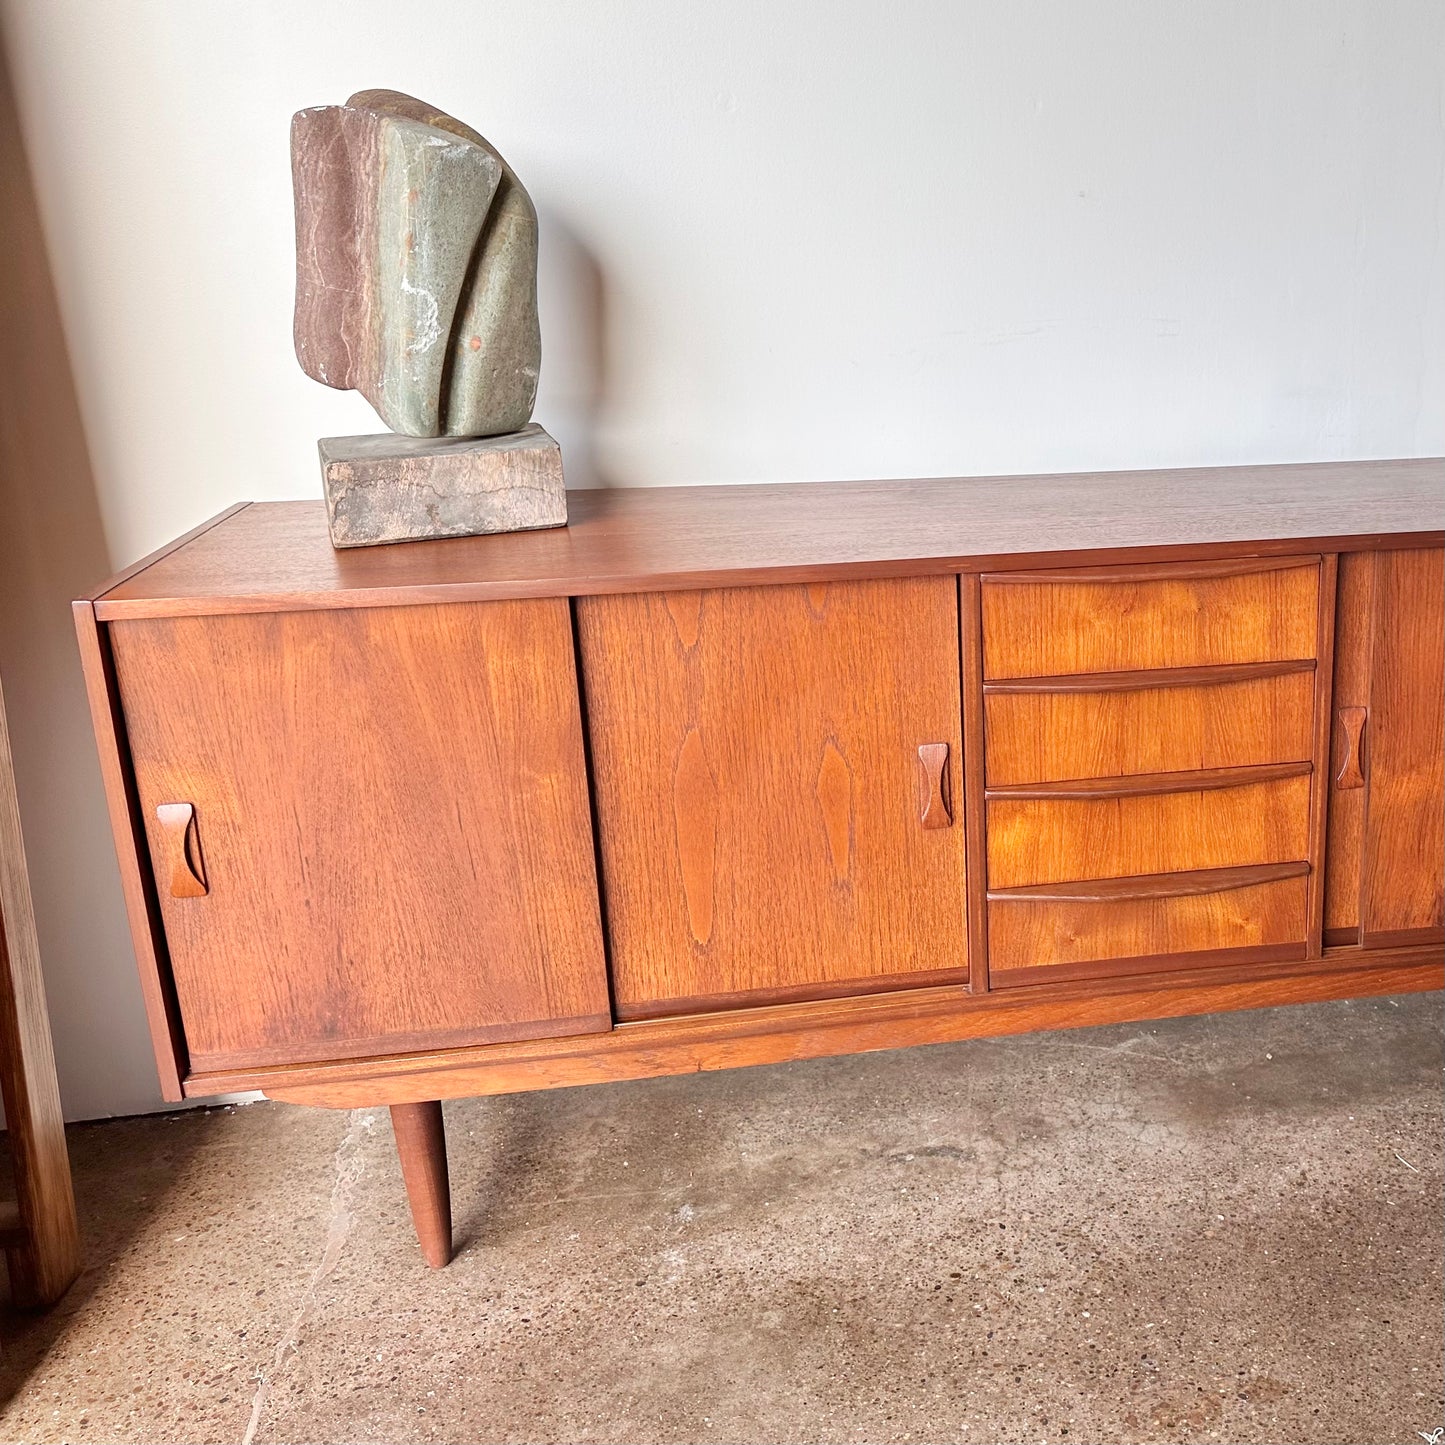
[292,89,541,438]
[291,91,565,547]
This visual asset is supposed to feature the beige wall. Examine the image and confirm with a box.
[0,50,161,1120]
[0,0,1442,1117]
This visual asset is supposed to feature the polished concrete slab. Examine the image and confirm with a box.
[1,992,1440,1445]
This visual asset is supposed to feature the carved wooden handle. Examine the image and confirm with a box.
[1336,706,1367,790]
[917,744,952,829]
[156,803,208,897]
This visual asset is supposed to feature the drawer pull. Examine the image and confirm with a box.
[1335,706,1367,790]
[982,556,1321,585]
[986,760,1312,802]
[156,803,207,898]
[987,860,1308,903]
[917,743,952,829]
[984,659,1315,696]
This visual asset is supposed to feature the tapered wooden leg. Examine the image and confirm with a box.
[389,1101,452,1268]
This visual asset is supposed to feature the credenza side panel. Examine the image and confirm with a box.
[109,600,610,1070]
[577,578,969,1018]
[1359,547,1445,946]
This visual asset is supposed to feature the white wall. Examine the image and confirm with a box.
[1,0,1442,1118]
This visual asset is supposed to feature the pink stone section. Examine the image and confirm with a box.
[290,106,379,392]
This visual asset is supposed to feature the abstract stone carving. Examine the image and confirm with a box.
[292,90,540,438]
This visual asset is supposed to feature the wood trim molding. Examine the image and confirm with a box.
[982,659,1317,696]
[984,761,1313,802]
[1306,554,1339,957]
[90,533,1445,622]
[179,944,1444,1108]
[187,1010,615,1075]
[613,967,972,1023]
[71,603,187,1099]
[990,941,1308,990]
[985,861,1311,904]
[958,574,990,993]
[1361,925,1445,951]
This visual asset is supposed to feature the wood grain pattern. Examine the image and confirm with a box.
[986,774,1312,888]
[673,727,718,945]
[1324,552,1373,938]
[987,861,1310,902]
[985,761,1311,801]
[983,669,1316,786]
[109,600,609,1070]
[89,460,1444,621]
[0,674,81,1306]
[199,947,1444,1108]
[389,1101,452,1269]
[988,873,1308,981]
[816,739,855,876]
[577,579,968,1017]
[1360,547,1445,944]
[980,559,1320,679]
[76,503,252,603]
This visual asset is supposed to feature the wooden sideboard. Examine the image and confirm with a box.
[75,460,1445,1267]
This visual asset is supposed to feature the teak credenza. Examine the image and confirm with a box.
[75,460,1445,1267]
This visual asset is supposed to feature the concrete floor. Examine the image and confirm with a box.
[0,993,1440,1445]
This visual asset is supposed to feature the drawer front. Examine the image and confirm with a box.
[986,773,1312,888]
[989,867,1309,985]
[982,559,1320,679]
[983,668,1316,785]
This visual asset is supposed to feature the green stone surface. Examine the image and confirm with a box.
[292,90,542,439]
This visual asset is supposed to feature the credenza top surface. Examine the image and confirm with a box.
[89,457,1445,618]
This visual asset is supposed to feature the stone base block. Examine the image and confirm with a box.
[319,424,567,548]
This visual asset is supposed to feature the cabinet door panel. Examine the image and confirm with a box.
[1360,548,1445,944]
[577,579,968,1017]
[111,601,608,1070]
